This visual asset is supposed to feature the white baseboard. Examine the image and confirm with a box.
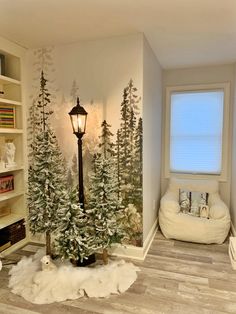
[109,218,158,260]
[143,218,158,259]
[231,221,236,237]
[29,220,158,261]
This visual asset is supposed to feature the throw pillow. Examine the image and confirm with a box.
[179,189,191,213]
[179,189,209,216]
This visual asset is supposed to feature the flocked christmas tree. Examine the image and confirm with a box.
[28,71,67,255]
[54,189,96,261]
[88,120,125,264]
[28,130,69,256]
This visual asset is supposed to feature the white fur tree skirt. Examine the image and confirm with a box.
[8,249,139,304]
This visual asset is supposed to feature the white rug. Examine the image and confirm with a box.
[8,249,140,304]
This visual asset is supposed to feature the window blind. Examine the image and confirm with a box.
[170,90,224,174]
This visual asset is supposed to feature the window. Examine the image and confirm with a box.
[165,83,230,179]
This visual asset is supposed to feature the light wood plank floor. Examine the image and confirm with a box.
[0,231,235,314]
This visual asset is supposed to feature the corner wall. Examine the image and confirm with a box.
[142,37,162,242]
[230,64,236,229]
[162,64,235,206]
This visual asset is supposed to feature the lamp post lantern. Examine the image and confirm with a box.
[69,97,88,208]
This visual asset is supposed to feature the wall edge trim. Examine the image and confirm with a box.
[109,218,158,260]
[30,220,158,261]
[143,218,158,259]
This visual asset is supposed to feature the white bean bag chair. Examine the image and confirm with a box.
[159,177,230,244]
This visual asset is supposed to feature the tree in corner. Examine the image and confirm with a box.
[28,71,68,256]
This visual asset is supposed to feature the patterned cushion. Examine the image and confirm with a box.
[179,189,208,216]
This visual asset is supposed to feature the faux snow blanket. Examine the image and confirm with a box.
[9,249,139,304]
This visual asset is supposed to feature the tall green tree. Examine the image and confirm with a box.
[28,129,68,255]
[99,120,114,157]
[88,120,125,264]
[28,71,68,256]
[118,79,141,207]
[54,189,96,261]
[133,117,143,211]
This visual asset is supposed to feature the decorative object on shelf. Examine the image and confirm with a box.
[0,54,5,76]
[68,97,88,208]
[0,206,11,217]
[0,174,14,193]
[0,105,15,128]
[0,91,4,98]
[0,135,5,170]
[199,204,209,218]
[0,159,5,170]
[4,140,16,168]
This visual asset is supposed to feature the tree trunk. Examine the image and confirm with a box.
[46,231,51,256]
[102,248,108,265]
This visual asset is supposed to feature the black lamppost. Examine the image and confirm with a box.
[69,97,88,208]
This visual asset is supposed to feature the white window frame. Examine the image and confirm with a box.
[164,82,230,181]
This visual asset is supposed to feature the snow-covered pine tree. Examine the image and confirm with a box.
[27,98,41,164]
[28,71,68,256]
[88,120,125,264]
[99,120,114,157]
[28,129,68,255]
[133,117,143,211]
[118,79,141,207]
[54,189,96,262]
[115,129,121,199]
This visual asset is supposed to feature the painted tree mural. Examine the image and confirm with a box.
[88,80,143,247]
[28,47,143,248]
[99,120,115,157]
[28,48,56,164]
[117,79,142,212]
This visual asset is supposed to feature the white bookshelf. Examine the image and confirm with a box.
[0,98,22,106]
[0,45,27,254]
[0,74,21,85]
[0,213,25,229]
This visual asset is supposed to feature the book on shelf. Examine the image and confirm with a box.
[0,175,14,193]
[0,106,15,128]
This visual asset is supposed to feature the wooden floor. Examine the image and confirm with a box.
[0,231,236,314]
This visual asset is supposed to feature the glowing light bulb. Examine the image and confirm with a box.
[78,117,82,132]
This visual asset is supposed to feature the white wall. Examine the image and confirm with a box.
[142,37,162,242]
[27,34,143,160]
[230,64,236,229]
[162,64,235,206]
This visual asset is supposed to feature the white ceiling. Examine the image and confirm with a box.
[1,0,236,68]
